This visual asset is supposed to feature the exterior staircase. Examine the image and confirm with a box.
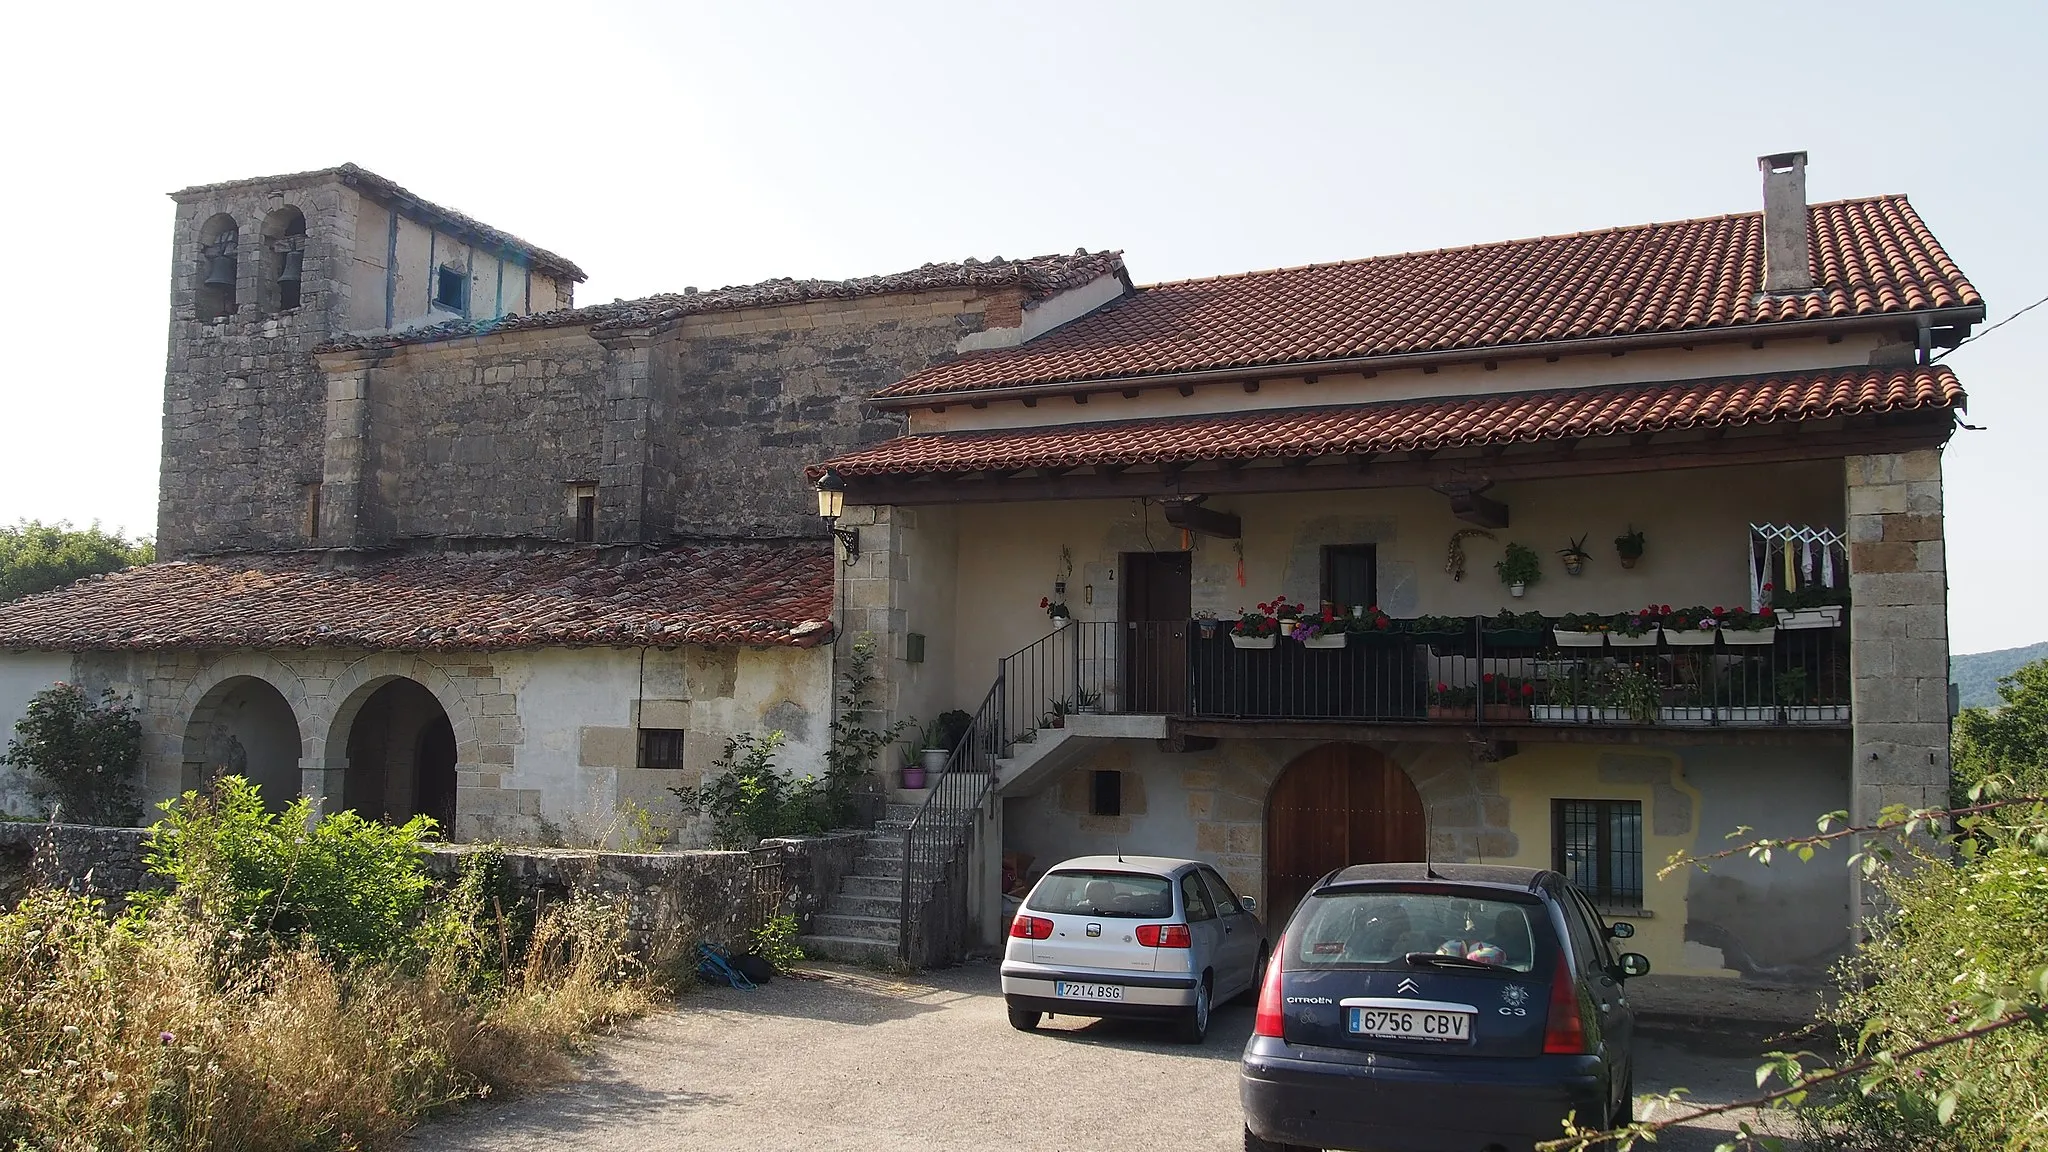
[799,803,921,966]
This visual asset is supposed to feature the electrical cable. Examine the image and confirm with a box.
[1933,290,2048,362]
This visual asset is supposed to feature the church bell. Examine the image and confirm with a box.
[203,254,237,289]
[278,249,303,283]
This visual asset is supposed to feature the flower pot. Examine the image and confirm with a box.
[1608,629,1661,647]
[1776,607,1843,630]
[1562,557,1585,577]
[1784,704,1850,724]
[920,749,950,774]
[1483,629,1547,649]
[1552,629,1607,648]
[1530,704,1587,722]
[1722,628,1777,646]
[1657,706,1714,727]
[1230,634,1278,649]
[1719,706,1775,724]
[1277,616,1300,635]
[1663,628,1717,647]
[1301,633,1347,649]
[1508,582,1527,598]
[1052,614,1072,629]
[900,765,927,789]
[1197,619,1219,639]
[1618,554,1640,570]
[1588,708,1633,723]
[1482,704,1531,723]
[1426,704,1473,721]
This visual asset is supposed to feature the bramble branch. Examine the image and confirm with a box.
[1657,795,2047,879]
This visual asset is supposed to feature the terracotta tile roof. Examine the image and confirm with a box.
[876,197,1980,399]
[0,543,834,653]
[174,163,586,282]
[317,249,1127,353]
[818,365,1962,478]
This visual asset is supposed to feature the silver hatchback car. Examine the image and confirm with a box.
[1000,855,1267,1043]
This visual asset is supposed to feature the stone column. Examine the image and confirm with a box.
[836,504,911,719]
[594,329,657,543]
[1845,448,1951,922]
[315,350,381,547]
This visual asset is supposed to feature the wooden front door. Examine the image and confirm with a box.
[1263,743,1426,929]
[1121,552,1190,714]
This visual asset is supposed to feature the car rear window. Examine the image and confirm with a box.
[1026,871,1174,919]
[1288,890,1546,972]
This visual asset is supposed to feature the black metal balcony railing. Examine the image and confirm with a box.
[1007,617,1849,729]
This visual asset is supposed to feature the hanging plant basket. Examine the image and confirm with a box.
[1231,634,1278,650]
[1301,633,1347,650]
[1552,630,1606,648]
[1608,629,1661,647]
[1776,607,1844,630]
[1722,627,1777,646]
[1664,628,1717,647]
[1197,618,1220,639]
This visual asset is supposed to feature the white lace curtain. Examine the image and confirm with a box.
[1749,523,1845,610]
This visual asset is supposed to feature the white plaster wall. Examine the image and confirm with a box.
[955,274,1128,353]
[0,652,77,817]
[351,211,571,336]
[939,459,1844,718]
[910,333,1890,434]
[895,506,962,746]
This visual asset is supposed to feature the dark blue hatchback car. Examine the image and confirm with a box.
[1240,863,1649,1152]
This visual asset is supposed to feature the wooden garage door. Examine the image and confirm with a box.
[1264,743,1426,930]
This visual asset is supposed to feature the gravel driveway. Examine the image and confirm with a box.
[407,963,1796,1152]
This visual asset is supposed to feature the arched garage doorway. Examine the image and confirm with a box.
[1264,743,1426,929]
[336,678,457,829]
[182,676,304,812]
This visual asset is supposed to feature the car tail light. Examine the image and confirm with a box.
[1136,923,1191,948]
[1009,915,1053,940]
[1542,949,1591,1054]
[1253,935,1287,1038]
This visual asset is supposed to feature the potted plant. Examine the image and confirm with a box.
[1661,605,1719,646]
[916,716,953,775]
[1607,607,1661,647]
[898,729,928,789]
[1557,535,1591,577]
[1040,596,1071,628]
[1593,661,1661,724]
[1404,614,1473,654]
[1046,698,1071,728]
[1427,681,1475,721]
[1614,526,1646,569]
[1272,596,1305,634]
[1552,611,1609,648]
[1195,610,1220,640]
[1494,542,1542,598]
[1533,668,1590,722]
[1718,605,1777,646]
[1075,688,1101,714]
[1480,673,1537,723]
[1775,667,1849,724]
[1714,655,1776,723]
[1343,605,1395,639]
[934,709,974,755]
[1292,606,1348,649]
[1481,609,1548,649]
[1774,583,1848,630]
[1231,603,1282,649]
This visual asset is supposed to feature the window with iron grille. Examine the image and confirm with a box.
[1552,799,1643,908]
[639,729,686,770]
[1320,544,1378,613]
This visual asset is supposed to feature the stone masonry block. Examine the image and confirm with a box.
[1849,541,1917,574]
[1898,450,1942,482]
[1847,516,1885,544]
[1850,640,1895,679]
[1851,572,1946,608]
[1846,484,1908,517]
[1882,513,1943,542]
[1905,481,1943,514]
[1915,541,1945,572]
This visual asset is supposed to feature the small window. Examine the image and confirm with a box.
[303,481,322,540]
[1321,544,1378,613]
[639,729,686,769]
[570,481,598,543]
[435,264,468,313]
[1553,799,1644,908]
[1089,769,1122,817]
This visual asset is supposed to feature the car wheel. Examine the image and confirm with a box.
[1177,974,1212,1044]
[1613,1065,1635,1127]
[1006,1003,1041,1032]
[1242,1124,1314,1152]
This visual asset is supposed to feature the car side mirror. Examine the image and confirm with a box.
[1240,896,1257,913]
[1607,921,1634,940]
[1616,952,1651,979]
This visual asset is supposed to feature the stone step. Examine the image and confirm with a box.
[860,838,907,860]
[839,874,908,899]
[850,857,907,880]
[811,913,899,943]
[799,933,899,968]
[824,893,903,920]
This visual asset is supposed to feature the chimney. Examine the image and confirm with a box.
[1757,151,1812,294]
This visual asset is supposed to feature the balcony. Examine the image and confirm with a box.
[1000,616,1849,745]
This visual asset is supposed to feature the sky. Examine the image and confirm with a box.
[0,1,2041,654]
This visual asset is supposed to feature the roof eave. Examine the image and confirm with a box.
[871,305,1987,411]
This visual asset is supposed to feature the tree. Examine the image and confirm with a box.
[0,520,154,602]
[1,683,144,825]
[1953,658,2048,805]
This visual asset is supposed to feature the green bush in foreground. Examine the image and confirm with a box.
[0,778,649,1151]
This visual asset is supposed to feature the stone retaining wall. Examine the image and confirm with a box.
[0,821,863,955]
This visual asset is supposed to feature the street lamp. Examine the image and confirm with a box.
[815,468,859,564]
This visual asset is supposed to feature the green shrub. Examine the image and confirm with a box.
[138,776,436,962]
[1,682,143,825]
[1800,839,2048,1149]
[671,732,829,849]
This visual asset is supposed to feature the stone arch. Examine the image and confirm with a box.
[196,212,239,319]
[258,205,307,313]
[1262,743,1426,929]
[319,656,480,830]
[177,655,314,804]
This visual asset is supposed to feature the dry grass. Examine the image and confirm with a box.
[0,885,650,1151]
